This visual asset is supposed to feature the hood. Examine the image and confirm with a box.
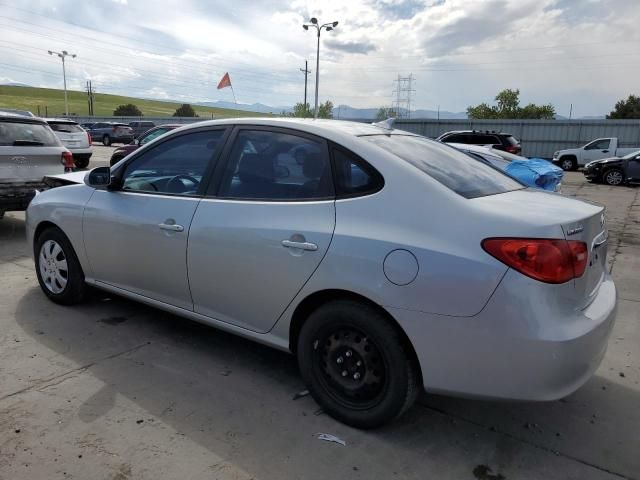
[43,170,87,187]
[586,156,622,168]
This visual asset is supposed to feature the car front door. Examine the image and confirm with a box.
[82,128,228,310]
[626,154,640,181]
[583,139,612,162]
[187,127,336,333]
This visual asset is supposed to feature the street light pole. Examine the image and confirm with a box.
[48,50,76,116]
[303,18,338,119]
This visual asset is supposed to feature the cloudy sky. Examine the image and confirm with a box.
[1,0,639,116]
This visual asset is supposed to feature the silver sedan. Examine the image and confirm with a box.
[26,118,617,428]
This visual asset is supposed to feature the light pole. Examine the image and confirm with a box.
[48,49,76,116]
[303,18,338,119]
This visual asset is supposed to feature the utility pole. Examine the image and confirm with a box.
[48,50,76,116]
[300,60,311,116]
[391,73,416,119]
[569,103,573,120]
[86,80,95,116]
[303,18,338,119]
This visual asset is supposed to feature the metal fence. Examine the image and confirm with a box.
[394,119,640,158]
[69,116,640,159]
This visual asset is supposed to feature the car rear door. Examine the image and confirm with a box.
[187,126,336,333]
[82,127,228,310]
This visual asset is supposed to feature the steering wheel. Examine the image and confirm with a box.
[166,174,200,193]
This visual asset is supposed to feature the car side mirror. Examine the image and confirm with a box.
[84,167,112,189]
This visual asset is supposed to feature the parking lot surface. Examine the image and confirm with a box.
[1,162,638,480]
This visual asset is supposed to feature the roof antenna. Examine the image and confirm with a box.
[372,117,395,131]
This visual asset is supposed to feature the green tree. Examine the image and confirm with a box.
[173,104,198,117]
[317,100,334,119]
[289,102,313,118]
[607,94,640,119]
[113,103,142,116]
[467,89,555,119]
[376,106,397,120]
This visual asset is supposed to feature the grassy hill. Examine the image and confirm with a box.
[0,85,269,118]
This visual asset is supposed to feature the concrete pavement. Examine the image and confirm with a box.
[0,171,638,480]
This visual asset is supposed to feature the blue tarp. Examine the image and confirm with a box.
[505,158,564,191]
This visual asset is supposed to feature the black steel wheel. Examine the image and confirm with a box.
[297,299,420,429]
[102,135,111,146]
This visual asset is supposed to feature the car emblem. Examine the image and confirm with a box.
[566,225,584,236]
[11,156,28,165]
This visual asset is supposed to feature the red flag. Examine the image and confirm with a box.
[217,72,232,90]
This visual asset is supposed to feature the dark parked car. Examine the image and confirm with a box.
[110,124,181,166]
[87,122,134,146]
[583,150,640,186]
[129,120,156,139]
[437,130,521,155]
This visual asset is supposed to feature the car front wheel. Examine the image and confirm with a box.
[297,299,420,429]
[35,227,87,305]
[603,168,625,186]
[559,157,576,171]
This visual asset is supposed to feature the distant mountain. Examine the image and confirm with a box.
[1,82,31,87]
[197,100,291,114]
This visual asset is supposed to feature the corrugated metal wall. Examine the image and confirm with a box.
[394,119,640,158]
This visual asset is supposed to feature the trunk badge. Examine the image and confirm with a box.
[567,225,584,236]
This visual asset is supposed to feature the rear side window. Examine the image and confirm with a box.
[0,121,60,146]
[332,147,383,197]
[48,122,84,133]
[471,134,500,145]
[363,135,523,199]
[441,133,466,143]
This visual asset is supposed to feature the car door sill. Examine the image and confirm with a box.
[85,279,290,352]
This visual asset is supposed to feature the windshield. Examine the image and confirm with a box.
[48,122,84,133]
[363,135,523,198]
[0,121,60,146]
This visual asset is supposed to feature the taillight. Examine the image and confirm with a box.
[61,151,75,172]
[482,238,588,284]
[112,127,118,133]
[87,131,92,146]
[505,145,518,153]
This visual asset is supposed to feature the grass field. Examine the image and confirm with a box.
[0,85,267,118]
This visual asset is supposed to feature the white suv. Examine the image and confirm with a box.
[46,119,93,168]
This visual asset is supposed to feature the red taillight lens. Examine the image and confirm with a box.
[87,131,92,145]
[505,145,518,153]
[112,127,118,133]
[482,238,588,284]
[61,151,75,171]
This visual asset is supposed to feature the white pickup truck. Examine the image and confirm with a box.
[553,137,640,171]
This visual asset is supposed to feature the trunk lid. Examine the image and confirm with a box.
[472,189,607,308]
[114,125,133,137]
[0,146,64,182]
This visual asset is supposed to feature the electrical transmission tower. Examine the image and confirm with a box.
[86,80,95,116]
[392,74,415,119]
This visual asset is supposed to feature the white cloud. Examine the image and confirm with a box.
[1,0,639,116]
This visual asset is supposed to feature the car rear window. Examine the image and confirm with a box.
[504,135,519,146]
[0,121,60,146]
[48,122,84,133]
[363,134,523,199]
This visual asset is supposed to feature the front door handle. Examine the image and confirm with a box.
[602,150,609,153]
[159,222,184,232]
[281,240,318,251]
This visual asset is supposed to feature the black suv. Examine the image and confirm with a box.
[437,130,521,155]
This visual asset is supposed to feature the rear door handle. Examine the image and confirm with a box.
[281,240,318,251]
[159,222,184,232]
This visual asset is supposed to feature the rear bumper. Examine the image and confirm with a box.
[0,181,47,211]
[391,273,617,401]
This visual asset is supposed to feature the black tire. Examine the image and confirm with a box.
[110,155,124,167]
[559,156,577,171]
[602,168,625,186]
[102,135,111,146]
[34,227,87,305]
[74,157,90,169]
[297,299,420,429]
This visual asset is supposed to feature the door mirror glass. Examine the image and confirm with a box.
[84,167,111,188]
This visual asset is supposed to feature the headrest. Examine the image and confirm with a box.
[238,153,274,183]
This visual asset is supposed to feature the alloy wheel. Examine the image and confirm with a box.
[605,170,623,185]
[39,240,68,294]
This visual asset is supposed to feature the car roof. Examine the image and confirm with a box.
[0,111,47,124]
[168,118,419,140]
[442,129,513,136]
[44,118,79,124]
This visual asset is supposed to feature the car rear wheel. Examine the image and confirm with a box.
[102,135,111,146]
[603,168,624,186]
[74,157,90,169]
[297,299,420,429]
[35,227,87,305]
[559,157,576,171]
